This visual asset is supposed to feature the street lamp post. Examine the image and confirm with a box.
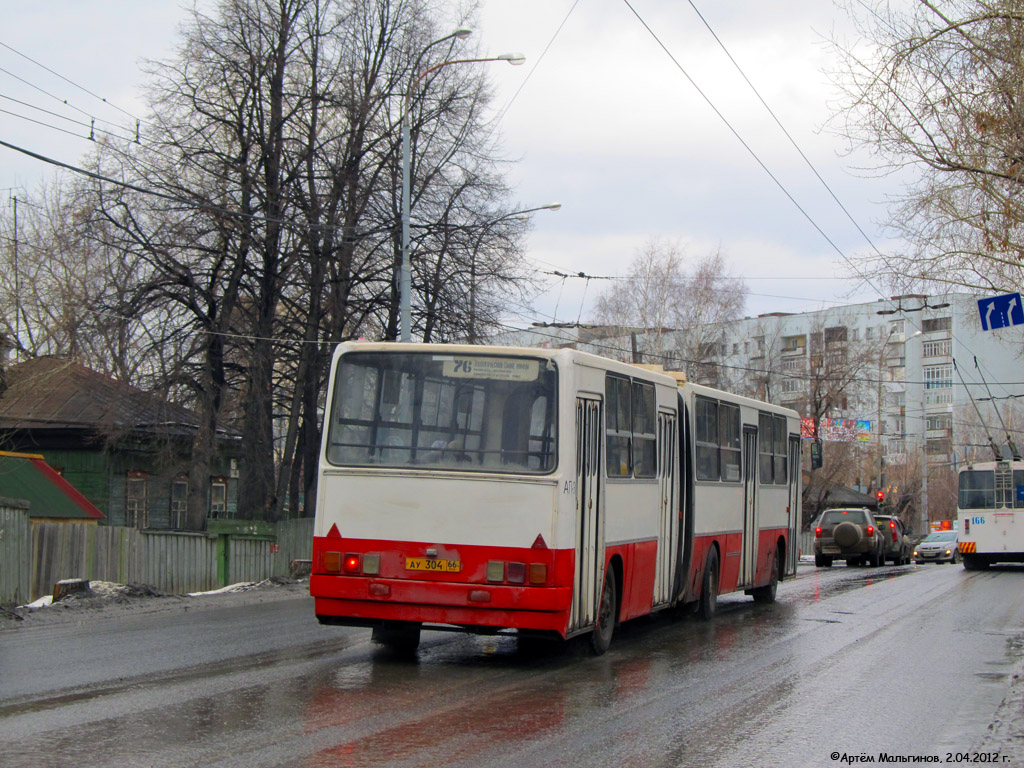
[399,39,525,342]
[467,203,561,344]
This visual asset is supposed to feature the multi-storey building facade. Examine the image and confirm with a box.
[494,293,1024,525]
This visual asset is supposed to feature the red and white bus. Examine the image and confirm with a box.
[311,343,801,653]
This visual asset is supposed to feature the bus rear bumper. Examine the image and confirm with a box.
[311,574,572,634]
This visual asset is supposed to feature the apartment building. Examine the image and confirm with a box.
[494,293,1024,522]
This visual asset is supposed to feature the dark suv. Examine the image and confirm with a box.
[873,514,912,565]
[814,508,886,567]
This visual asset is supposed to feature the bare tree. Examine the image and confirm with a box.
[832,0,1024,294]
[0,176,161,381]
[803,314,879,445]
[801,441,873,527]
[590,239,747,380]
[45,0,530,525]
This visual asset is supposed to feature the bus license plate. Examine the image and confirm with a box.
[406,557,461,573]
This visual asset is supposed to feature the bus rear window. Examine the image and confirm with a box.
[959,470,995,509]
[326,352,557,474]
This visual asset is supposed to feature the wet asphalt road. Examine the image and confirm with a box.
[3,562,1024,768]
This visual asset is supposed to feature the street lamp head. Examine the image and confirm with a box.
[454,29,473,40]
[542,202,562,211]
[497,52,527,65]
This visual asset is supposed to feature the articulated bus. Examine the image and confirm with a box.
[957,459,1024,570]
[311,343,802,653]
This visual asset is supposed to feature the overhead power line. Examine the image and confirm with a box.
[617,0,1009,400]
[0,39,143,122]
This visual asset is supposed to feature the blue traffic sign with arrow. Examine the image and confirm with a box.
[977,293,1024,331]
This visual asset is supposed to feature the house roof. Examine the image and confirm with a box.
[0,450,105,520]
[0,357,206,434]
[822,485,879,505]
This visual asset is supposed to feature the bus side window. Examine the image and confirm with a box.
[605,375,632,477]
[695,397,719,481]
[632,381,656,478]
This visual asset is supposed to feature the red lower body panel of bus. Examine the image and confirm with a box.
[311,534,575,635]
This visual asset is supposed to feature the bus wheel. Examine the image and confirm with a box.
[371,621,421,653]
[751,549,779,604]
[962,554,988,571]
[590,570,617,655]
[698,549,719,620]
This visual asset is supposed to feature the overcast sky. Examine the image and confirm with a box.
[0,0,909,330]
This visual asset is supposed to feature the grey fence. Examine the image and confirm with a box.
[0,498,31,606]
[799,530,815,560]
[22,517,314,602]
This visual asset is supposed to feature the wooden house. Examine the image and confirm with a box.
[0,357,241,530]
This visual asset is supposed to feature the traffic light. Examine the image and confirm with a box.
[875,490,885,507]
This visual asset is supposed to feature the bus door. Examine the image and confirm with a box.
[741,426,759,586]
[654,410,678,607]
[787,435,801,575]
[571,396,604,632]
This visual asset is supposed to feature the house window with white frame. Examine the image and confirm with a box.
[171,475,188,529]
[210,477,228,518]
[922,339,951,357]
[924,364,953,389]
[126,471,149,529]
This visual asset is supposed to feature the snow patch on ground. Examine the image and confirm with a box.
[2,576,307,629]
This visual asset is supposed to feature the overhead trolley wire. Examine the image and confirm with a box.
[620,0,1020,403]
[0,38,143,122]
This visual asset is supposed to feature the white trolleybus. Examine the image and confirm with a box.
[957,459,1024,570]
[311,343,802,653]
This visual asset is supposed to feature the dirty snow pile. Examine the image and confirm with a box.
[2,576,303,624]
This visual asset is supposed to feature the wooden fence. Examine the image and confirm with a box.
[0,498,31,605]
[13,517,314,603]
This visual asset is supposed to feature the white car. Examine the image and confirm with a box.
[914,531,959,564]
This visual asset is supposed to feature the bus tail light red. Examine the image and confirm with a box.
[486,559,548,585]
[507,562,526,584]
[324,551,380,575]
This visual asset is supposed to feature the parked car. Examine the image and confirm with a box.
[814,508,887,567]
[874,514,913,565]
[914,530,959,564]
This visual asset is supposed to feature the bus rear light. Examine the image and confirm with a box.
[507,562,526,584]
[343,554,361,574]
[369,582,390,597]
[965,519,970,534]
[468,589,491,603]
[485,560,547,585]
[363,554,380,575]
[528,563,547,585]
[324,551,342,573]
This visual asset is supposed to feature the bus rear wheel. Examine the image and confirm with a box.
[751,548,779,604]
[962,554,989,571]
[371,621,421,653]
[590,570,618,655]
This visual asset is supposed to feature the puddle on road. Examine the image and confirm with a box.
[794,564,918,604]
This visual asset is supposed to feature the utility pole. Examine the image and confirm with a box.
[11,195,19,359]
